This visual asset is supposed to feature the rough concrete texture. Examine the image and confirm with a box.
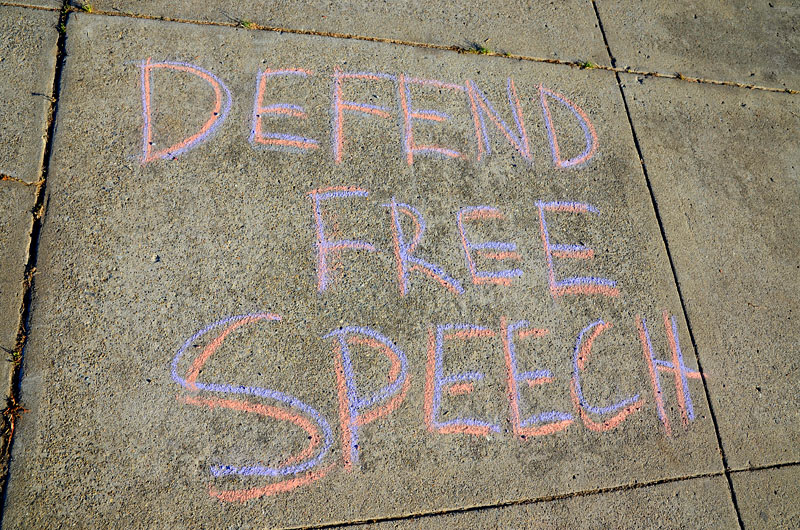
[621,75,800,468]
[0,183,34,383]
[366,475,737,528]
[596,0,800,90]
[0,6,58,184]
[732,466,800,528]
[4,12,723,527]
[78,0,609,65]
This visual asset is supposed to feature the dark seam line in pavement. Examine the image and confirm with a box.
[12,3,796,95]
[0,174,42,186]
[730,460,800,475]
[0,1,59,11]
[287,470,729,529]
[589,0,616,69]
[589,2,746,529]
[614,34,753,530]
[0,2,68,525]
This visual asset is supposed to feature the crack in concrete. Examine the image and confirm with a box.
[289,461,800,528]
[730,460,800,475]
[1,1,796,94]
[589,1,747,528]
[0,1,58,11]
[279,461,800,528]
[0,2,67,524]
[285,470,737,529]
[0,174,42,186]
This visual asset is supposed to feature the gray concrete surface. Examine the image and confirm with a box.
[0,184,33,387]
[366,475,738,528]
[78,0,609,64]
[1,2,799,528]
[0,6,58,184]
[732,466,800,528]
[3,11,724,528]
[622,74,800,469]
[596,1,800,90]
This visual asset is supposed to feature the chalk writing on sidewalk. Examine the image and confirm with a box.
[172,308,704,502]
[149,61,705,502]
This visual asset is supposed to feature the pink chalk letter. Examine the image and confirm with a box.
[398,75,466,165]
[250,68,318,151]
[385,198,463,296]
[539,84,598,168]
[331,69,396,163]
[308,187,377,292]
[139,58,232,164]
[457,206,523,286]
[467,78,532,162]
[536,201,619,298]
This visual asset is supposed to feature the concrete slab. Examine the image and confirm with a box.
[621,75,800,468]
[82,0,608,65]
[596,1,800,91]
[366,475,737,528]
[732,465,800,528]
[0,183,34,388]
[5,13,721,527]
[0,5,58,184]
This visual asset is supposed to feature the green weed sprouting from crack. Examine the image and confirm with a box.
[577,61,597,69]
[462,40,495,55]
[239,20,256,29]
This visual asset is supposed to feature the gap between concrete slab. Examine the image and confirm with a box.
[289,461,800,528]
[730,461,800,475]
[0,1,58,11]
[0,174,41,186]
[0,1,67,525]
[287,469,739,529]
[293,461,800,529]
[588,1,746,528]
[2,1,796,94]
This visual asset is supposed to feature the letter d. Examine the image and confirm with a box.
[139,58,232,164]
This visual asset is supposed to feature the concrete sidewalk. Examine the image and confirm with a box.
[0,1,797,527]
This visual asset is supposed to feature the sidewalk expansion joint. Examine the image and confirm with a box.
[287,470,731,529]
[730,460,800,475]
[5,2,796,95]
[589,2,746,528]
[0,1,58,11]
[0,174,43,187]
[0,1,68,524]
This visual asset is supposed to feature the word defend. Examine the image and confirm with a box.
[138,60,598,167]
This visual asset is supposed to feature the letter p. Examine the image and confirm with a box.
[325,326,410,470]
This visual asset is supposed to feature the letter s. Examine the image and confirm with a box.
[171,312,334,501]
